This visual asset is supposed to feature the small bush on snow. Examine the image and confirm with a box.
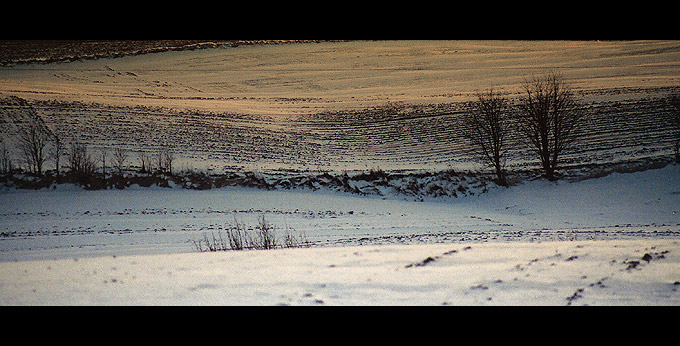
[192,215,309,252]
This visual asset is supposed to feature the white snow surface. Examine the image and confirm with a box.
[1,164,679,305]
[1,41,680,305]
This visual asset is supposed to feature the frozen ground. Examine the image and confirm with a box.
[1,164,679,262]
[1,40,679,305]
[2,40,679,172]
[1,239,678,306]
[0,164,679,305]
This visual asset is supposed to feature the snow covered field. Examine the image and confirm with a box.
[2,40,679,172]
[2,239,679,306]
[1,164,679,305]
[1,40,680,305]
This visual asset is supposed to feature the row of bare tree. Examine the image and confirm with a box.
[4,73,680,186]
[1,102,175,180]
[461,72,680,186]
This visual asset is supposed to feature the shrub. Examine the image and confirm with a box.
[253,215,276,250]
[226,217,247,250]
[192,215,309,252]
[283,223,309,248]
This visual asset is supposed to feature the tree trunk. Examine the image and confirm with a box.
[540,148,553,180]
[495,165,508,187]
[545,165,556,181]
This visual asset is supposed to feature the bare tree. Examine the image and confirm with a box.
[68,142,95,177]
[137,152,150,173]
[113,147,128,176]
[461,89,510,186]
[99,148,107,176]
[156,144,174,174]
[668,93,680,163]
[0,140,13,175]
[50,130,64,180]
[155,151,164,173]
[514,72,584,181]
[18,120,50,177]
[162,147,174,175]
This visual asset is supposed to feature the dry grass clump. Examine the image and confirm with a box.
[192,215,309,252]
